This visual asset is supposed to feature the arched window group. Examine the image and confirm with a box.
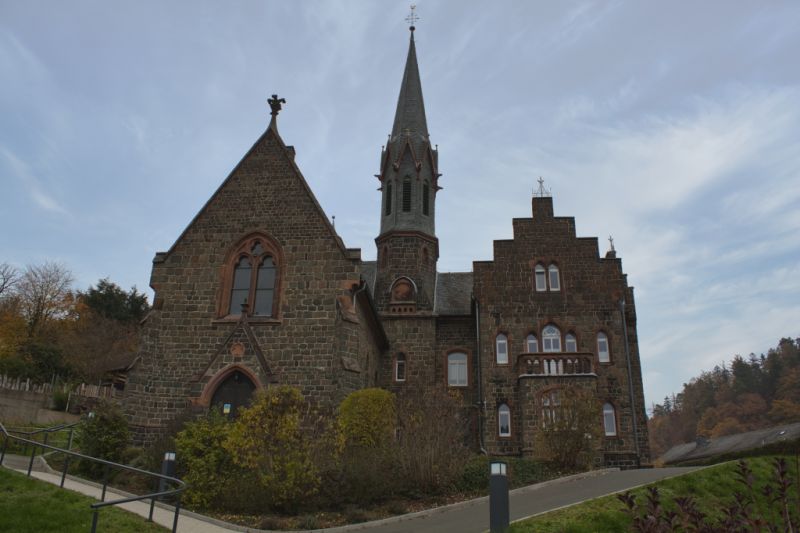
[538,389,618,437]
[224,235,280,317]
[534,263,560,292]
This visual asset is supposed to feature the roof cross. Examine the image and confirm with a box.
[534,177,551,198]
[405,4,419,30]
[268,94,286,117]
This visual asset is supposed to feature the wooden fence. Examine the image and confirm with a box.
[0,374,119,399]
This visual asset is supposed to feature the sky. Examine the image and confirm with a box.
[1,1,799,411]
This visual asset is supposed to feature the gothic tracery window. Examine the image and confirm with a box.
[222,234,281,318]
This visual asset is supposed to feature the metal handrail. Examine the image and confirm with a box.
[0,421,186,533]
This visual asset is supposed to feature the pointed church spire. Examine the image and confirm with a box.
[390,27,428,143]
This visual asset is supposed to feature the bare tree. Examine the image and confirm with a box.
[16,261,74,335]
[0,262,19,298]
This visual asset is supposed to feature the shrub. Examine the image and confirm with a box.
[51,388,69,411]
[174,410,235,510]
[223,386,320,513]
[337,388,396,449]
[536,386,601,469]
[333,388,398,504]
[395,388,471,495]
[75,401,130,479]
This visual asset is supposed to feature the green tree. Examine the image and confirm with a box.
[76,401,131,478]
[80,279,149,322]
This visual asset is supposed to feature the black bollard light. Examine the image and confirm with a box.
[489,460,509,533]
[158,452,176,496]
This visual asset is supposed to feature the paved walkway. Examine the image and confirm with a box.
[1,454,700,533]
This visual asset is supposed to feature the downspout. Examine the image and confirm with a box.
[619,297,641,465]
[474,296,488,455]
[352,279,368,308]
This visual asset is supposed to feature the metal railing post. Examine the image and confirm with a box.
[27,444,36,476]
[60,428,75,488]
[100,464,109,502]
[0,435,7,465]
[91,509,99,533]
[148,476,157,522]
[172,494,182,533]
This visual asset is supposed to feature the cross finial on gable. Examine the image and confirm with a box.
[534,176,552,198]
[405,4,419,31]
[268,94,286,117]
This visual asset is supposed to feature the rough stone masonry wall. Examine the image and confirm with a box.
[124,128,380,444]
[473,196,650,465]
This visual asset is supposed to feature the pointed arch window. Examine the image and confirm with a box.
[498,403,511,437]
[541,389,561,428]
[422,182,430,216]
[542,325,561,352]
[534,264,547,292]
[385,182,393,216]
[220,234,282,319]
[526,334,539,353]
[548,264,561,291]
[565,333,577,352]
[603,403,617,436]
[402,179,412,212]
[495,333,508,365]
[597,332,610,363]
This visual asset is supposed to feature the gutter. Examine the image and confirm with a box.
[619,297,641,464]
[474,296,488,455]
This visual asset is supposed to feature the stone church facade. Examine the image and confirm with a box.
[124,28,650,468]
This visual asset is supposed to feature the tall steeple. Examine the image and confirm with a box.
[377,26,440,239]
[374,21,440,314]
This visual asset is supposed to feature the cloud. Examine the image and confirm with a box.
[0,146,69,216]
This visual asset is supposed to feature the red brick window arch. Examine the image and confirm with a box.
[219,233,282,318]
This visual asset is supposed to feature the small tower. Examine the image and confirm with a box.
[374,21,440,314]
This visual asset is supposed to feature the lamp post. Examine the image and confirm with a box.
[490,460,509,533]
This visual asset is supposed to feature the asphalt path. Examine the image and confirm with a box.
[359,467,700,533]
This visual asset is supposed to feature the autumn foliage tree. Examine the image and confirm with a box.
[649,337,800,457]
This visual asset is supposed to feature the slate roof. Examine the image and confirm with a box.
[434,272,473,316]
[360,261,377,294]
[660,422,800,465]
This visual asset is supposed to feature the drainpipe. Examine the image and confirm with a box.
[352,279,368,308]
[475,296,488,455]
[619,297,641,465]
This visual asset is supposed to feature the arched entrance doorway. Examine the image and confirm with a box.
[210,369,256,417]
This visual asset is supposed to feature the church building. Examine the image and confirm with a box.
[123,25,650,468]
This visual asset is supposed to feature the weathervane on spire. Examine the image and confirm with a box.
[406,4,419,31]
[534,177,552,198]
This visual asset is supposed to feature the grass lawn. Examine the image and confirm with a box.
[509,454,800,532]
[0,468,167,533]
